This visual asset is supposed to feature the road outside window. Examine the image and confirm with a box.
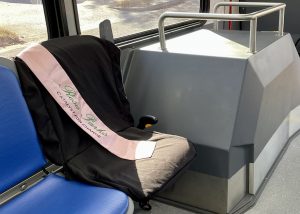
[76,0,200,38]
[0,0,47,58]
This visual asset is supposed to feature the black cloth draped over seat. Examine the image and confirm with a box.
[15,35,196,201]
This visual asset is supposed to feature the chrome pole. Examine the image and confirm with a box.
[278,8,285,36]
[158,3,285,53]
[249,18,257,53]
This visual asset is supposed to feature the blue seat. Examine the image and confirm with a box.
[0,175,129,214]
[0,65,46,194]
[0,65,130,214]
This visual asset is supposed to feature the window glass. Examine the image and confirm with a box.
[0,0,47,58]
[77,0,200,39]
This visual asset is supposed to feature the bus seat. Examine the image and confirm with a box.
[0,65,46,194]
[0,175,129,214]
[14,35,196,203]
[0,65,132,214]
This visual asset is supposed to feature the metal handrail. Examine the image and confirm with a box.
[158,2,286,53]
[214,2,285,31]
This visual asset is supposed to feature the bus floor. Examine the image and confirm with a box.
[134,133,300,214]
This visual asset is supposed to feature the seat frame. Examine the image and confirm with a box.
[0,163,61,206]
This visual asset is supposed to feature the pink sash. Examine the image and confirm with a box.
[17,44,156,160]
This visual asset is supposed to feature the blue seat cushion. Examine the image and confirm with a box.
[0,66,45,193]
[0,175,129,214]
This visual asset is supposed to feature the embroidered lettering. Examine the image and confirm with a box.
[60,85,80,110]
[83,113,108,136]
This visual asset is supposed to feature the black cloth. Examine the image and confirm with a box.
[15,35,196,200]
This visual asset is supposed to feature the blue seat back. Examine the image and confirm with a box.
[0,66,46,193]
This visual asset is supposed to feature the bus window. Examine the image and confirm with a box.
[76,0,201,39]
[0,0,47,58]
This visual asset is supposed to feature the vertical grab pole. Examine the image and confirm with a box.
[278,8,285,36]
[214,20,219,31]
[249,18,257,53]
[213,5,218,31]
[159,15,167,51]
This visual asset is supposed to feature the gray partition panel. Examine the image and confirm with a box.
[125,51,247,151]
[124,30,300,179]
[249,35,300,159]
[123,30,300,212]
